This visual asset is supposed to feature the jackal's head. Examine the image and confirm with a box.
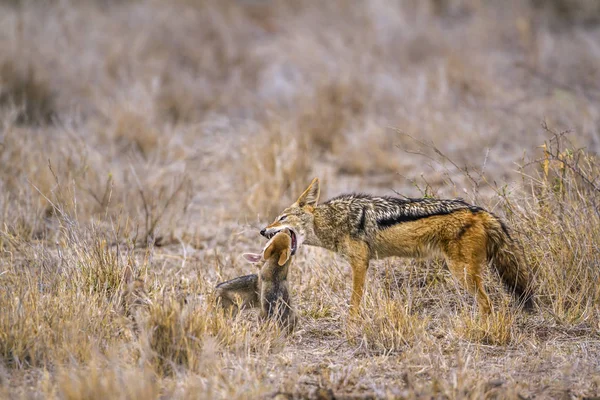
[260,178,321,253]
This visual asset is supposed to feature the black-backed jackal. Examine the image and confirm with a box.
[260,178,533,315]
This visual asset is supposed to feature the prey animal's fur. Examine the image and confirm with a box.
[215,231,296,331]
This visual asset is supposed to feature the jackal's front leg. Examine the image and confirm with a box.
[346,240,370,315]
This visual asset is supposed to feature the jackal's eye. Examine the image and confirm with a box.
[279,215,287,222]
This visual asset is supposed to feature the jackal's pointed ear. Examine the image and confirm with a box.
[242,253,262,264]
[297,177,320,207]
[277,247,291,266]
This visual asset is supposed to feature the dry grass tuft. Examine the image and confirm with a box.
[336,124,403,178]
[240,118,313,219]
[347,295,428,353]
[298,78,369,154]
[0,266,120,369]
[56,361,160,400]
[145,298,207,375]
[512,132,600,327]
[453,306,519,346]
[112,109,161,158]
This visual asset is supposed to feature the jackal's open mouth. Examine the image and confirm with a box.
[265,229,298,256]
[289,230,298,256]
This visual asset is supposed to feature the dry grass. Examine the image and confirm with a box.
[0,0,599,398]
[239,117,313,220]
[0,61,56,125]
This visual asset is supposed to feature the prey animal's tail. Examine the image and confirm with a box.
[484,214,534,310]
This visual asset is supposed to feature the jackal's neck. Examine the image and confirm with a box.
[307,204,346,252]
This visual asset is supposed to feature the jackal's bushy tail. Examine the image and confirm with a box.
[484,214,534,310]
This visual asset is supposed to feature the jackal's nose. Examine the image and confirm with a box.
[260,228,267,237]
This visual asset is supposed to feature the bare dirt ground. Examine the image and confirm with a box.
[0,1,599,399]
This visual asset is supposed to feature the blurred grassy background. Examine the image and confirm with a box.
[0,0,599,398]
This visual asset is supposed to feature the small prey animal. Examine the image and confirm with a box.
[216,230,296,331]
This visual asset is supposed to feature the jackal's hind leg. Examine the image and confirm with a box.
[446,256,492,316]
